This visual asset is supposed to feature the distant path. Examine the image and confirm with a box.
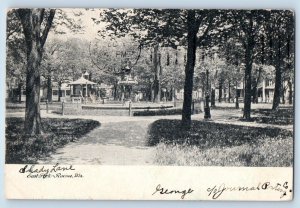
[6,107,293,165]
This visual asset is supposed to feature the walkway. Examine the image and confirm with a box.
[6,106,293,165]
[39,119,155,165]
[36,112,184,165]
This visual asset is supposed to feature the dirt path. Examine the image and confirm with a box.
[38,119,156,165]
[7,107,292,165]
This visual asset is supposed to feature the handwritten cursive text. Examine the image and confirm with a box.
[152,184,194,199]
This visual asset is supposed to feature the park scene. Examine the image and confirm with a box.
[5,9,294,166]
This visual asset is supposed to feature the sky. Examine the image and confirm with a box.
[48,9,106,41]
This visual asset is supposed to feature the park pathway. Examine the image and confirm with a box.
[38,117,159,165]
[6,105,292,165]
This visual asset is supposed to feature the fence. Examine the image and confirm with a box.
[28,98,207,117]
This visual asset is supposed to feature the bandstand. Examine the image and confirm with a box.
[68,74,97,103]
[118,66,138,104]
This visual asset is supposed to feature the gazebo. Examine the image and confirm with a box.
[68,74,97,103]
[118,74,138,102]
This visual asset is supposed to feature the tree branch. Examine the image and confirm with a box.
[88,41,116,75]
[39,9,45,25]
[131,43,143,67]
[197,13,215,45]
[6,29,18,41]
[88,41,104,71]
[40,9,56,48]
[16,9,33,57]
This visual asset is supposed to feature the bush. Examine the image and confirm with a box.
[5,117,100,164]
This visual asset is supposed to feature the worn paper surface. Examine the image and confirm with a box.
[5,8,294,201]
[5,165,293,200]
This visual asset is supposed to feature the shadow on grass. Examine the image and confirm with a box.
[211,106,240,110]
[251,107,294,125]
[147,119,292,149]
[5,117,100,164]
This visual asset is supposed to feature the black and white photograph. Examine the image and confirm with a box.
[4,8,295,200]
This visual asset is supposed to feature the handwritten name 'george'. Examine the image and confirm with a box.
[152,184,194,199]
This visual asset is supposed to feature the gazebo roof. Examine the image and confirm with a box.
[69,76,97,85]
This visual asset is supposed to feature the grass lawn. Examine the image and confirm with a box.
[5,117,100,164]
[148,119,293,167]
[252,107,294,125]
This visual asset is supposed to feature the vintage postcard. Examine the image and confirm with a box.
[5,8,294,200]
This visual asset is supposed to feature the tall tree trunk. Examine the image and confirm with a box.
[272,67,282,110]
[243,41,254,120]
[58,80,62,102]
[9,84,13,102]
[182,10,199,127]
[18,82,22,103]
[153,44,161,103]
[282,82,285,104]
[170,86,174,101]
[272,37,282,111]
[146,83,151,101]
[17,9,55,135]
[288,80,293,104]
[24,40,43,135]
[235,81,239,109]
[242,13,255,120]
[47,75,52,102]
[218,80,223,102]
[151,83,155,102]
[228,80,231,103]
[252,67,262,103]
[211,88,215,107]
[113,81,118,100]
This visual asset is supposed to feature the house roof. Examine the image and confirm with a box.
[68,76,97,85]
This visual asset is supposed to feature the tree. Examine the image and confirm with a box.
[264,10,295,110]
[160,47,185,101]
[98,9,222,126]
[284,30,295,105]
[216,34,245,106]
[10,8,82,135]
[88,36,145,100]
[40,38,63,102]
[194,49,226,105]
[251,34,266,103]
[16,9,56,135]
[231,10,266,120]
[42,38,93,102]
[6,10,27,103]
[97,9,188,103]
